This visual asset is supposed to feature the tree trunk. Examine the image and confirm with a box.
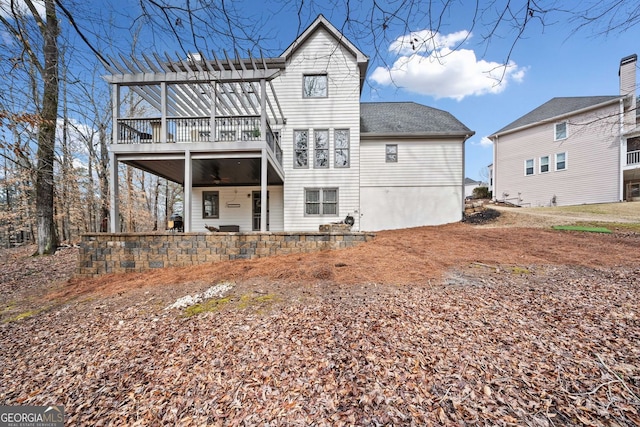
[35,0,60,255]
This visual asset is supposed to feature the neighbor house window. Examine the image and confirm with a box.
[314,130,329,168]
[294,130,309,168]
[334,129,350,167]
[525,159,534,176]
[303,74,327,98]
[555,121,567,140]
[202,191,219,218]
[556,152,567,170]
[386,144,398,162]
[540,155,549,173]
[305,188,338,216]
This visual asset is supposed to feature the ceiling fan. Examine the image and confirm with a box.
[210,167,231,185]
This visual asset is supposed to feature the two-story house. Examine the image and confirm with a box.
[489,54,640,207]
[105,15,473,233]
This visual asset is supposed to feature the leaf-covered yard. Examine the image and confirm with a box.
[1,215,640,425]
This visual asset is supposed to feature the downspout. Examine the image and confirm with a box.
[619,98,625,201]
[492,136,497,202]
[461,135,466,218]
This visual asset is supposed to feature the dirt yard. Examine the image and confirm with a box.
[1,204,639,425]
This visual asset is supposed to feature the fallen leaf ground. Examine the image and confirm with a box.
[1,209,640,425]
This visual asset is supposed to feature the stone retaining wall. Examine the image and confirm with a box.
[77,231,375,277]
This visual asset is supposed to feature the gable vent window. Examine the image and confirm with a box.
[555,121,567,141]
[303,74,327,98]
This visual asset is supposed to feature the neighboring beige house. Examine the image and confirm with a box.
[104,15,473,233]
[489,54,640,206]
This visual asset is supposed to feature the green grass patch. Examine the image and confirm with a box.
[552,225,612,233]
[184,296,231,317]
[3,309,42,323]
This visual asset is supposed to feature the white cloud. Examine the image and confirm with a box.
[471,136,494,147]
[370,30,526,101]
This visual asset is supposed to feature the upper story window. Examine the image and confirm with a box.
[386,144,398,162]
[555,121,567,141]
[334,129,350,168]
[303,74,327,98]
[555,152,567,171]
[525,159,534,176]
[294,130,309,168]
[203,191,219,219]
[540,155,549,173]
[314,130,329,168]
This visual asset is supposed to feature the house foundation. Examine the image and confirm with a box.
[76,231,375,277]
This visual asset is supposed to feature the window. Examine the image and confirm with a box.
[303,74,327,98]
[334,129,350,167]
[555,122,567,140]
[386,144,398,162]
[294,130,309,168]
[525,159,534,176]
[305,188,338,216]
[555,152,567,170]
[202,191,219,218]
[540,155,549,173]
[314,130,329,168]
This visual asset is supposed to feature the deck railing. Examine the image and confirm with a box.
[627,150,640,166]
[116,115,282,164]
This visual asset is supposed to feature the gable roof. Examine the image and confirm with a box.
[491,96,622,137]
[281,15,368,64]
[281,15,369,91]
[360,102,474,138]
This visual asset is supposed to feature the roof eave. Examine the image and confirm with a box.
[361,131,474,140]
[490,97,624,139]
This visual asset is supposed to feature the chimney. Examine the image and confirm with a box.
[619,54,637,128]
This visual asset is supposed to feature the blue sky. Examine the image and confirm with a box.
[3,0,639,181]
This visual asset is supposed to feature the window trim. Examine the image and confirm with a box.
[540,155,549,173]
[293,129,309,169]
[386,144,398,163]
[554,121,568,141]
[202,191,220,219]
[525,158,535,176]
[334,129,350,168]
[555,152,567,171]
[302,74,328,98]
[304,187,339,216]
[314,129,330,169]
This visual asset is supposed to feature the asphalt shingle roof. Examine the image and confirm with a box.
[492,96,621,135]
[360,102,473,136]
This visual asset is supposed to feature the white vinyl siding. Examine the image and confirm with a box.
[494,102,620,207]
[360,138,464,230]
[191,186,284,232]
[271,26,361,231]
